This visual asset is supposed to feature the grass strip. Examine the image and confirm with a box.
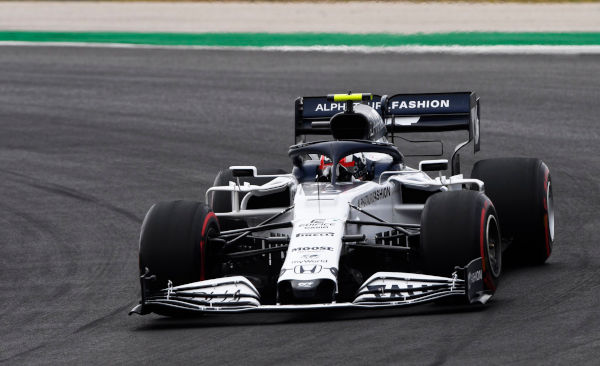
[0,31,598,46]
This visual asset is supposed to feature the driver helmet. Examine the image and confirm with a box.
[317,154,370,182]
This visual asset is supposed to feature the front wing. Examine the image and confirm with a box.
[130,258,490,315]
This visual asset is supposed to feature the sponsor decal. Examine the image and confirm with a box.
[299,224,331,229]
[298,218,342,230]
[195,288,242,303]
[366,284,418,299]
[297,281,314,288]
[296,232,335,237]
[393,116,420,126]
[291,254,327,265]
[472,104,480,147]
[390,100,450,110]
[291,259,328,265]
[356,186,391,208]
[294,265,323,274]
[314,101,381,113]
[166,280,173,300]
[468,269,483,284]
[291,246,334,252]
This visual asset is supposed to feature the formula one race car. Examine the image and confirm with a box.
[130,92,554,316]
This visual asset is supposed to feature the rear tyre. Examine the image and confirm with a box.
[421,191,501,293]
[471,158,554,264]
[139,200,219,293]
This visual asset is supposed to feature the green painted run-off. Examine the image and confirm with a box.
[0,31,599,46]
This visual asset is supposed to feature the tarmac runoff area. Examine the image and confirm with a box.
[0,2,599,53]
[1,45,600,366]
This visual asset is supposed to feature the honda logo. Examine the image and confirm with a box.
[294,265,322,274]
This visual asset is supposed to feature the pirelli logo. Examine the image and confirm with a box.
[296,232,335,237]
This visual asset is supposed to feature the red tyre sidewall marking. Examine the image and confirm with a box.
[543,169,550,257]
[480,200,496,291]
[199,212,216,281]
[479,205,487,272]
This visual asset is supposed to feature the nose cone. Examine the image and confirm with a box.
[277,279,336,304]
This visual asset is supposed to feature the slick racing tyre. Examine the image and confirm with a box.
[471,158,554,264]
[211,167,289,220]
[420,191,501,293]
[139,201,219,293]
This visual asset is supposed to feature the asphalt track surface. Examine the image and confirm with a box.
[1,46,599,365]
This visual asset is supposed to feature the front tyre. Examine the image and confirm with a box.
[139,200,219,293]
[420,191,501,293]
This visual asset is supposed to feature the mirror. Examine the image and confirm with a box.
[229,166,257,177]
[419,159,449,172]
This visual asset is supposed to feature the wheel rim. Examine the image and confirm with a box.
[547,181,555,243]
[486,215,502,278]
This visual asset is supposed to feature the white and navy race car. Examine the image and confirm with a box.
[130,92,554,316]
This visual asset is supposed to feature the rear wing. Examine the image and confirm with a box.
[294,91,480,174]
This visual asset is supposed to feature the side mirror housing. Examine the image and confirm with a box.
[419,159,449,172]
[229,166,257,177]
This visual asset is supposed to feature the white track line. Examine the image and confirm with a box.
[1,41,600,54]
